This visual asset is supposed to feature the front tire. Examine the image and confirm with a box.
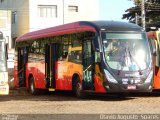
[74,78,85,98]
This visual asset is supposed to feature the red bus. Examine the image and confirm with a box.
[147,30,160,90]
[14,21,153,97]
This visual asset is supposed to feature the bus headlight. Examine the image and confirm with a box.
[104,69,118,83]
[145,71,153,83]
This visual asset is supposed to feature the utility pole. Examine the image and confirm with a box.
[141,0,145,29]
[62,0,65,24]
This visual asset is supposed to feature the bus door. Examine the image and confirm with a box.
[82,40,94,90]
[45,43,58,90]
[18,47,28,87]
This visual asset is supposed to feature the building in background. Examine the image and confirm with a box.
[0,0,100,50]
[0,10,13,68]
[0,10,11,48]
[0,0,99,69]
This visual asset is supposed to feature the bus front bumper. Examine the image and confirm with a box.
[105,82,152,93]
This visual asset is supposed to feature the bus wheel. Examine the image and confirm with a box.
[29,77,38,95]
[75,78,85,98]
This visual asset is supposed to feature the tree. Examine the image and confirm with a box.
[122,0,160,28]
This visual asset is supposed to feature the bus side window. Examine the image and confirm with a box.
[74,51,82,63]
[68,50,82,64]
[68,51,74,62]
[62,51,68,59]
[58,44,68,61]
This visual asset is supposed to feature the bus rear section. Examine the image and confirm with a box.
[147,30,160,90]
[0,32,9,95]
[14,21,153,97]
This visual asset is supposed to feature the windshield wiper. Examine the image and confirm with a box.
[117,47,142,75]
[117,48,127,75]
[128,48,143,75]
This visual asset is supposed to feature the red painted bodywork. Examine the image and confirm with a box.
[94,75,106,93]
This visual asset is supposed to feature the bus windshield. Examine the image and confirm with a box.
[102,32,151,71]
[0,41,7,72]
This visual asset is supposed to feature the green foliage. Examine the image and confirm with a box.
[122,0,160,27]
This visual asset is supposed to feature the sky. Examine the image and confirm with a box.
[99,0,134,21]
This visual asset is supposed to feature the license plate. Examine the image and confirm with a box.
[127,85,136,90]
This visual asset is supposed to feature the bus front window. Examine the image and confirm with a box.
[102,32,151,71]
[0,41,7,72]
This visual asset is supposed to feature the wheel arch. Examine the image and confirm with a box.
[72,73,82,90]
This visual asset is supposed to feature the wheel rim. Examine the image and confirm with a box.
[29,78,35,94]
[30,82,34,93]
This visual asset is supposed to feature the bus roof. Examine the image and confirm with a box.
[16,21,143,42]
